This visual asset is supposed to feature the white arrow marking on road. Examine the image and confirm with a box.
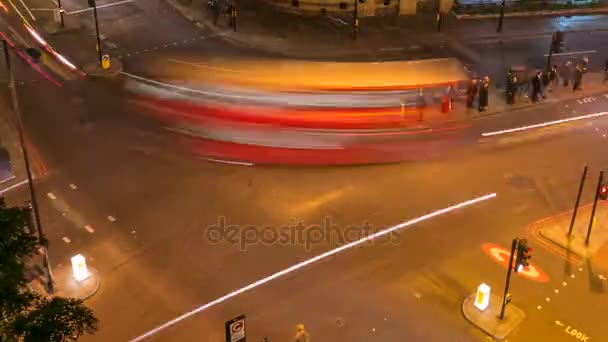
[556,320,564,326]
[489,247,510,262]
[84,225,94,233]
[47,192,56,200]
[128,193,498,342]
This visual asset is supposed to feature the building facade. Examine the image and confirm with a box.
[262,0,454,16]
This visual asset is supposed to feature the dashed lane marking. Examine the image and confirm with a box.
[69,183,77,190]
[62,236,71,243]
[84,224,95,233]
[108,215,116,222]
[47,192,56,200]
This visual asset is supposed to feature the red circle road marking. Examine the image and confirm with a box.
[231,321,244,333]
[482,243,550,283]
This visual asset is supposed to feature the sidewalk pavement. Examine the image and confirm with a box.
[539,202,608,262]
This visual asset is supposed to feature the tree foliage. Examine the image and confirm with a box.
[0,204,98,341]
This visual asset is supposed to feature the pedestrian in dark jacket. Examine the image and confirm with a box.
[549,65,558,90]
[573,63,584,91]
[478,76,489,112]
[562,60,572,87]
[506,74,517,105]
[466,78,479,108]
[532,71,542,102]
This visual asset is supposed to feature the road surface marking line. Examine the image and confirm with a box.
[47,192,56,200]
[543,50,596,57]
[108,215,116,222]
[537,305,542,310]
[195,22,204,29]
[69,183,77,190]
[546,297,551,302]
[482,111,608,137]
[65,0,134,15]
[578,267,583,272]
[62,236,70,243]
[205,158,253,166]
[127,192,497,342]
[0,179,28,195]
[84,224,94,233]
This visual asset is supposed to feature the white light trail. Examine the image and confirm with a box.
[481,111,608,137]
[128,192,497,342]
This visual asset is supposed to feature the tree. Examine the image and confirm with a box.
[0,203,98,341]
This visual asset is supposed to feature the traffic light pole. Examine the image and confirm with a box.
[500,238,517,320]
[568,165,587,238]
[2,39,55,294]
[497,0,505,33]
[352,0,358,40]
[91,0,103,65]
[586,170,603,246]
[56,0,65,27]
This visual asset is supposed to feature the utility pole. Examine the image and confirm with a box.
[568,166,587,238]
[89,0,103,65]
[2,39,54,293]
[586,171,603,246]
[497,0,505,33]
[500,238,517,320]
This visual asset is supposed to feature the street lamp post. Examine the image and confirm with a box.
[2,39,54,293]
[497,0,505,33]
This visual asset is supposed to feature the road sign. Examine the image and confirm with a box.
[101,55,110,70]
[482,243,549,282]
[225,315,246,342]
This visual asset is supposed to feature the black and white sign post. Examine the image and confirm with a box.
[225,315,247,342]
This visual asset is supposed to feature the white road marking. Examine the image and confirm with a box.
[482,111,608,137]
[0,179,29,195]
[571,274,575,278]
[62,236,71,243]
[108,215,116,222]
[127,193,497,342]
[69,183,77,189]
[543,50,596,57]
[17,0,37,20]
[599,274,606,280]
[84,224,95,233]
[205,158,253,166]
[554,289,559,294]
[195,22,205,29]
[578,267,583,272]
[555,320,564,326]
[546,297,551,302]
[537,305,542,310]
[47,192,57,200]
[65,0,135,15]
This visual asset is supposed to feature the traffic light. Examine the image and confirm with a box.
[600,184,608,200]
[551,31,565,53]
[515,239,531,273]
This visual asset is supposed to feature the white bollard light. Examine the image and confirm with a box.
[71,254,90,282]
[474,283,491,311]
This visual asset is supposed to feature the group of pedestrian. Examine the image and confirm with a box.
[466,76,490,112]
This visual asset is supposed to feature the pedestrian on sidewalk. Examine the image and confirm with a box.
[506,74,517,105]
[573,63,584,91]
[532,71,542,103]
[548,65,558,91]
[466,78,479,109]
[562,60,572,88]
[478,76,489,112]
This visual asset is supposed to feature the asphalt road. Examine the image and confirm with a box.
[2,1,608,341]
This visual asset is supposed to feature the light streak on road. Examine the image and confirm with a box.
[129,192,497,342]
[0,31,62,87]
[481,111,608,137]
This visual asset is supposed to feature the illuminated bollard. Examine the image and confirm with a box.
[474,283,491,311]
[71,254,90,282]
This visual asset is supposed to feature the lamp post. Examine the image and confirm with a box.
[2,39,54,293]
[88,0,103,65]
